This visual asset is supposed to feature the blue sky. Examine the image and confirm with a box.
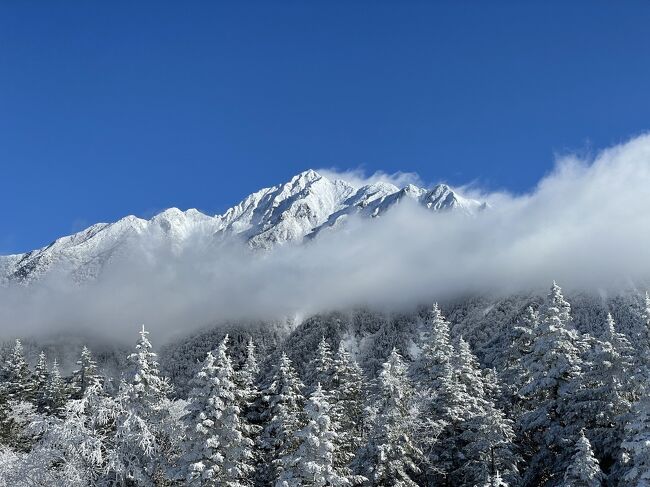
[1,1,649,253]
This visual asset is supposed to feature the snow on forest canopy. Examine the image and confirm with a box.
[1,283,650,486]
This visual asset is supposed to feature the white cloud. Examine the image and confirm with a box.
[2,134,650,342]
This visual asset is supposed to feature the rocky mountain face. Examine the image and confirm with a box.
[0,169,485,283]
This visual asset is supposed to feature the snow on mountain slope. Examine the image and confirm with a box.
[0,170,485,283]
[3,209,221,283]
[215,169,358,249]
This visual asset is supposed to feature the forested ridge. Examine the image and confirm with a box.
[1,283,649,486]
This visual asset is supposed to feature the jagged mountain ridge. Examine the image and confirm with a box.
[0,169,485,283]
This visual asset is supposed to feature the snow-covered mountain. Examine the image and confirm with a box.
[0,169,485,283]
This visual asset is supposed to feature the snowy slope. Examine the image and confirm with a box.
[0,170,485,283]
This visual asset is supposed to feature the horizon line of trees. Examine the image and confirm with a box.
[0,283,649,486]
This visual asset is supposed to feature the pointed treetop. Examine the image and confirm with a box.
[217,334,230,356]
[3,338,32,401]
[136,324,153,351]
[562,430,603,487]
[243,338,260,374]
[316,335,333,358]
[33,351,49,396]
[5,339,29,373]
[310,336,335,391]
[455,335,481,369]
[427,302,451,327]
[549,281,565,301]
[605,312,617,337]
[6,339,27,368]
[419,302,454,369]
[543,280,572,328]
[429,302,443,319]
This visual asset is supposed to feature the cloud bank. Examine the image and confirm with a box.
[1,134,650,342]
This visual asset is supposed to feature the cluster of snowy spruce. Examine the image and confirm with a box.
[1,283,650,486]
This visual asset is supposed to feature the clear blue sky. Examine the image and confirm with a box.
[1,1,649,253]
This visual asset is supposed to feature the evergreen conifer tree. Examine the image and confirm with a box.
[330,343,366,472]
[258,352,306,485]
[518,282,584,485]
[277,384,360,486]
[72,346,98,399]
[621,365,650,487]
[354,348,422,486]
[451,337,519,486]
[42,359,68,417]
[179,335,256,486]
[107,325,175,486]
[571,313,635,466]
[308,337,335,393]
[32,351,49,413]
[561,431,603,487]
[2,340,33,403]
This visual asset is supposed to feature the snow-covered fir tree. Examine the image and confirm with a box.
[561,431,603,487]
[354,348,422,487]
[238,338,261,414]
[571,313,635,468]
[258,352,306,485]
[413,303,455,386]
[307,337,336,393]
[518,282,585,486]
[277,384,361,486]
[1,341,39,448]
[42,359,68,417]
[423,335,518,486]
[499,306,539,412]
[330,342,366,473]
[178,335,255,486]
[411,303,455,479]
[106,325,175,486]
[621,364,650,487]
[72,346,99,399]
[451,337,519,486]
[235,338,263,471]
[31,351,49,413]
[1,340,32,403]
[306,337,366,474]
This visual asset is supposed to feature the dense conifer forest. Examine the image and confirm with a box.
[1,283,649,486]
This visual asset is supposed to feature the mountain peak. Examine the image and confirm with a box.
[0,170,487,283]
[290,169,322,185]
